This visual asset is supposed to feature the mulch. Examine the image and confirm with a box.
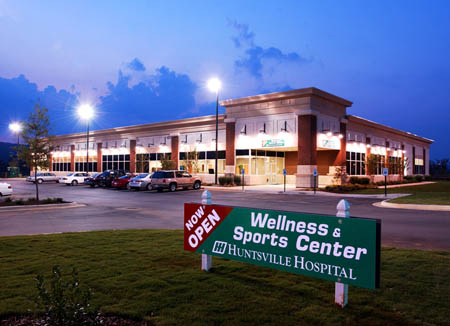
[0,315,153,326]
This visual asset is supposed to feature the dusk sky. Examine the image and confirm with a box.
[0,1,449,158]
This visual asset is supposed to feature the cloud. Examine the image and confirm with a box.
[0,74,79,141]
[229,20,310,80]
[227,19,255,48]
[126,58,146,72]
[99,66,198,126]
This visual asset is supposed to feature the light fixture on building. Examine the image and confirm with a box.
[338,134,344,139]
[259,123,266,134]
[160,137,167,145]
[281,121,288,133]
[196,133,202,143]
[366,144,371,148]
[386,148,390,151]
[326,131,332,137]
[181,135,188,144]
[240,124,247,135]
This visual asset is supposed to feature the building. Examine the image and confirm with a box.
[50,87,432,187]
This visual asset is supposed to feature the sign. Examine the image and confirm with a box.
[283,169,287,176]
[382,168,388,176]
[184,204,381,289]
[313,169,318,177]
[242,168,245,174]
[262,139,285,148]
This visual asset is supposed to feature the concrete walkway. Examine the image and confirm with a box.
[376,181,435,189]
[202,185,407,199]
[373,200,450,211]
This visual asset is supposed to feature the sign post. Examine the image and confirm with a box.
[382,168,389,197]
[283,168,287,192]
[313,168,318,194]
[335,199,350,307]
[201,190,212,271]
[242,168,245,192]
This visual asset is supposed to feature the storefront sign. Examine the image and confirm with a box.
[262,139,285,147]
[319,138,340,150]
[184,204,380,289]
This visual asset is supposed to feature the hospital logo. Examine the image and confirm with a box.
[212,241,227,255]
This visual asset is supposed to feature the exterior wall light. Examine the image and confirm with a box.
[196,133,203,143]
[338,134,344,139]
[240,125,247,135]
[326,131,332,137]
[281,121,288,133]
[366,144,371,148]
[181,135,188,144]
[160,137,167,145]
[259,123,266,134]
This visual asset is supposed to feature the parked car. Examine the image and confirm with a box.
[84,173,101,186]
[89,170,128,188]
[0,182,12,196]
[151,170,201,192]
[112,174,136,190]
[26,172,58,184]
[59,172,91,186]
[128,173,152,191]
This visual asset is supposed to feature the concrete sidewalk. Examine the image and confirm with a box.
[202,185,407,199]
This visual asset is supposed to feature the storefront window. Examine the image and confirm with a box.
[102,154,130,172]
[52,157,71,172]
[346,152,366,175]
[75,155,97,172]
[179,151,225,174]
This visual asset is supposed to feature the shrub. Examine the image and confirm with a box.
[35,265,100,326]
[414,175,424,182]
[4,197,12,203]
[233,175,242,186]
[424,175,432,181]
[218,176,227,186]
[404,175,415,182]
[325,184,371,193]
[15,199,24,205]
[349,177,370,185]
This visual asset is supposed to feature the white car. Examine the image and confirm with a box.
[0,182,12,196]
[59,172,91,186]
[26,172,59,184]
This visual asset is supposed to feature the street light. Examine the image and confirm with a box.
[208,78,221,185]
[77,104,94,173]
[9,122,22,145]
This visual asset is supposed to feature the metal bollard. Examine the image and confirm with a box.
[335,199,350,307]
[201,190,212,271]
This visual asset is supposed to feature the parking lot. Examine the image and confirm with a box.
[1,179,450,251]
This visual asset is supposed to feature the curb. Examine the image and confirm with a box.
[376,181,435,189]
[373,200,450,211]
[0,202,86,212]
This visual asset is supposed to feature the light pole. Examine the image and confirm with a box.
[208,78,221,185]
[77,104,94,173]
[9,122,22,175]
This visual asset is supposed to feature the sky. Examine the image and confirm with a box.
[0,0,449,159]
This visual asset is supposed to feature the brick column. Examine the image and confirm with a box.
[49,154,53,171]
[366,137,371,176]
[171,135,179,169]
[331,121,347,181]
[296,113,317,187]
[70,145,75,172]
[97,143,102,172]
[412,146,416,175]
[225,118,236,175]
[130,140,136,173]
[400,144,405,180]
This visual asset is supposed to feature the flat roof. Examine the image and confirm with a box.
[348,115,434,144]
[220,87,353,108]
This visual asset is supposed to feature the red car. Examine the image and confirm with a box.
[111,174,135,189]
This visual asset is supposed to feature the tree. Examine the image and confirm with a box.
[160,154,176,170]
[18,104,54,201]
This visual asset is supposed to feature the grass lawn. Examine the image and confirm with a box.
[354,181,450,205]
[0,230,449,326]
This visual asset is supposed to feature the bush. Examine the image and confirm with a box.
[4,197,12,203]
[325,184,371,193]
[424,175,432,181]
[233,175,242,186]
[404,175,415,182]
[218,176,233,186]
[414,175,424,182]
[35,265,100,326]
[349,177,370,185]
[15,199,24,205]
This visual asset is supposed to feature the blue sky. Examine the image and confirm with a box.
[0,1,449,158]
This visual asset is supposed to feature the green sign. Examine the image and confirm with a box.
[184,204,380,289]
[262,139,285,147]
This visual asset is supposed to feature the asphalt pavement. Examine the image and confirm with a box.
[1,180,449,251]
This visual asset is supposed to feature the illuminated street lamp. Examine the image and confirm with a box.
[208,78,221,185]
[9,122,22,145]
[77,104,94,173]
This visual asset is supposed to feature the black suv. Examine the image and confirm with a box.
[88,170,128,188]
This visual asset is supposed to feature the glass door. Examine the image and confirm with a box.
[265,157,277,184]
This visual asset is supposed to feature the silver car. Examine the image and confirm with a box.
[26,172,59,184]
[128,173,152,190]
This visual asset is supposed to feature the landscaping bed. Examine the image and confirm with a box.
[0,197,66,207]
[0,230,449,325]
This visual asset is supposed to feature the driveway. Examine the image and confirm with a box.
[1,180,449,251]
